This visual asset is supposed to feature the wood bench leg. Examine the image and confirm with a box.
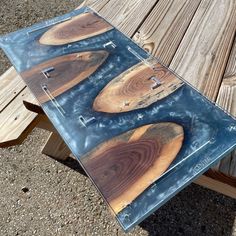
[42,132,71,161]
[194,175,236,199]
[35,116,71,161]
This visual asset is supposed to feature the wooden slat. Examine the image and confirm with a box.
[170,0,236,100]
[0,67,26,112]
[86,0,110,11]
[0,69,41,114]
[194,175,236,199]
[168,0,236,181]
[77,0,110,12]
[214,38,236,177]
[0,87,40,147]
[217,37,236,117]
[99,0,158,37]
[133,0,201,65]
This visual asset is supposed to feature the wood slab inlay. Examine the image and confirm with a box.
[81,122,184,213]
[21,51,109,103]
[93,62,184,113]
[39,12,113,45]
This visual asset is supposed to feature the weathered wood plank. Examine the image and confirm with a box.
[78,0,110,12]
[170,0,236,100]
[99,0,158,37]
[133,0,201,65]
[217,37,236,116]
[0,67,26,112]
[0,87,40,147]
[215,37,236,177]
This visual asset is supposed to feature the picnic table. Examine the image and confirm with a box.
[0,0,235,201]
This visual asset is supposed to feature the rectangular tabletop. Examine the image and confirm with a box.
[0,7,236,231]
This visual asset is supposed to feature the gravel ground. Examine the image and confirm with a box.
[0,0,235,235]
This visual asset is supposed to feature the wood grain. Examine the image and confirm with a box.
[133,0,201,65]
[42,132,71,161]
[82,122,184,213]
[215,38,236,178]
[99,0,158,37]
[0,67,42,115]
[0,87,40,147]
[78,0,111,12]
[194,174,236,199]
[170,0,236,100]
[39,12,113,45]
[217,37,236,118]
[21,51,108,103]
[0,67,26,112]
[93,61,183,113]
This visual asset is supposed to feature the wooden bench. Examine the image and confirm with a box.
[0,0,235,198]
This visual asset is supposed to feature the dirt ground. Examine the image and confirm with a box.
[0,0,235,235]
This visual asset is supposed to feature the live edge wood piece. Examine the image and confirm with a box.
[93,61,183,113]
[40,12,113,45]
[21,51,109,103]
[82,122,184,213]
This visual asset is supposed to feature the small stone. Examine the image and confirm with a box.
[21,187,29,193]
